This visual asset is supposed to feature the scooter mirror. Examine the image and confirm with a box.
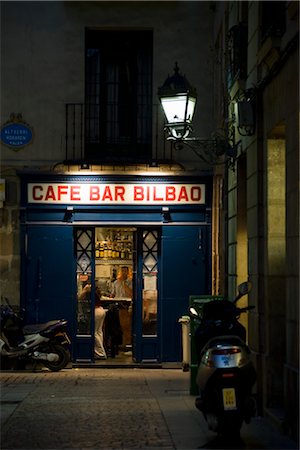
[189,307,199,318]
[238,281,252,296]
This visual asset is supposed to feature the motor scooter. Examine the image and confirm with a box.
[190,282,256,438]
[0,297,71,371]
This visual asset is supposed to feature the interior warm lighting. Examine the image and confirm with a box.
[80,163,90,170]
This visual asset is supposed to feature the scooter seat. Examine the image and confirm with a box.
[23,320,61,335]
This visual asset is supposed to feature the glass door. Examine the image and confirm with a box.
[133,228,160,363]
[75,228,94,361]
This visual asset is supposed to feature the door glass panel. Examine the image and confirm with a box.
[76,229,93,335]
[142,230,158,336]
[144,254,157,270]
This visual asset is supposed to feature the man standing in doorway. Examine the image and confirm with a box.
[111,266,132,299]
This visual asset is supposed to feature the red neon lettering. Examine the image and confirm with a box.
[57,185,68,200]
[166,186,176,201]
[89,186,100,201]
[71,186,81,201]
[153,186,163,201]
[115,186,125,201]
[102,186,113,201]
[32,185,43,201]
[45,186,56,201]
[191,186,201,201]
[134,186,144,201]
[178,186,189,201]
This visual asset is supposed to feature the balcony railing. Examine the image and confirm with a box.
[65,103,164,164]
[65,103,84,162]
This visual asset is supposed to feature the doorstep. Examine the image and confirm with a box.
[72,360,162,369]
[72,360,182,369]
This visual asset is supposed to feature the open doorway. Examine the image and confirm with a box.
[75,227,136,363]
[94,227,136,362]
[75,226,160,365]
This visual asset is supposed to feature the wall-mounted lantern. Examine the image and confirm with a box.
[234,88,256,136]
[158,62,197,141]
[158,63,239,167]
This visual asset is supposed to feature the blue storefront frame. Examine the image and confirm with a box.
[19,172,213,363]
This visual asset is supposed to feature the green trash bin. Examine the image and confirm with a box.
[189,294,224,395]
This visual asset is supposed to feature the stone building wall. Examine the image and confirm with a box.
[0,172,21,307]
[0,1,215,303]
[226,0,299,439]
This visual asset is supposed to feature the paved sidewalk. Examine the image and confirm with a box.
[0,368,298,450]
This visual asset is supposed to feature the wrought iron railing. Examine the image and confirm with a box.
[65,103,164,164]
[65,103,84,162]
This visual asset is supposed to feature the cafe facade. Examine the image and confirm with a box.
[19,171,213,364]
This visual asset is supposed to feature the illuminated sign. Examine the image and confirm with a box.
[27,183,205,205]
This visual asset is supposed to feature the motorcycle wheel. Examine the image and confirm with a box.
[218,413,243,438]
[44,344,70,372]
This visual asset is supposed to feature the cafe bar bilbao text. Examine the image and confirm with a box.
[27,183,205,205]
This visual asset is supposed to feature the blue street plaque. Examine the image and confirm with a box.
[1,122,33,149]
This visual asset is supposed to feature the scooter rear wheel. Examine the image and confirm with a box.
[44,344,70,372]
[218,413,243,438]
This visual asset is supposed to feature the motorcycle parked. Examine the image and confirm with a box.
[0,298,71,371]
[190,282,256,438]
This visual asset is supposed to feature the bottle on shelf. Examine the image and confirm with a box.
[120,243,125,259]
[103,242,108,258]
[127,243,132,260]
[107,242,112,258]
[95,230,133,261]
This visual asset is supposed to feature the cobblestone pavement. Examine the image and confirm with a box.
[1,369,174,449]
[0,368,298,450]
